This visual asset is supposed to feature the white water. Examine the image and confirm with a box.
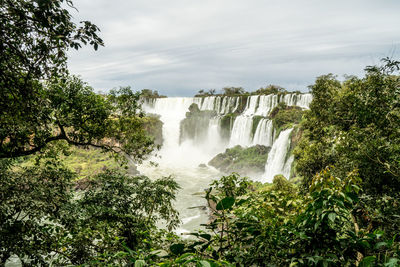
[141,97,225,234]
[255,94,278,116]
[243,95,259,116]
[263,128,293,182]
[252,119,274,147]
[228,115,254,147]
[141,94,311,232]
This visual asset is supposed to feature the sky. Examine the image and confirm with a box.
[67,0,400,96]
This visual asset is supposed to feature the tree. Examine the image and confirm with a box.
[208,89,216,95]
[0,158,75,265]
[140,89,165,98]
[254,84,287,95]
[0,0,103,84]
[222,87,245,96]
[0,1,171,264]
[1,77,156,162]
[295,59,400,194]
[0,158,181,265]
[0,0,156,161]
[0,0,118,159]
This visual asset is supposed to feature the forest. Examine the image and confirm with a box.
[1,0,399,266]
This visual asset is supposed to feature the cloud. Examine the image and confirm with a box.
[67,0,400,96]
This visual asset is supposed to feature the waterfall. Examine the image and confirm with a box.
[254,94,278,116]
[229,115,253,147]
[243,95,259,115]
[140,94,310,234]
[263,128,293,182]
[252,119,274,147]
[282,155,294,179]
[200,96,216,110]
[143,93,311,177]
[206,117,225,154]
[296,93,312,109]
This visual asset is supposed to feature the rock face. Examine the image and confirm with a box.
[208,145,271,176]
[142,114,163,146]
[179,103,216,144]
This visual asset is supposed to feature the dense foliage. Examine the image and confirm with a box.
[295,59,400,194]
[150,171,399,266]
[0,1,177,265]
[269,102,304,133]
[1,0,102,158]
[253,84,288,95]
[0,158,180,265]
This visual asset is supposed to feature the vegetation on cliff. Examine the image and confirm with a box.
[140,89,167,98]
[270,102,304,134]
[180,103,216,144]
[195,84,304,97]
[142,114,164,146]
[208,145,270,176]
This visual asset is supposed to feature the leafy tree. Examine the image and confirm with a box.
[140,89,166,98]
[0,0,155,163]
[1,76,156,163]
[168,170,399,266]
[0,158,75,265]
[295,59,400,194]
[55,171,180,265]
[195,88,217,97]
[0,158,181,265]
[0,1,173,265]
[222,87,245,96]
[254,84,287,95]
[0,0,103,156]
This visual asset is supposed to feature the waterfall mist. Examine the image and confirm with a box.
[138,93,311,233]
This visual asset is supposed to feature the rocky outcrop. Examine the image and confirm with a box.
[208,145,271,176]
[180,103,216,144]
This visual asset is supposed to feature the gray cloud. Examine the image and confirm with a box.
[67,0,400,96]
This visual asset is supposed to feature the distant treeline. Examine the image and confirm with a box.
[139,85,305,98]
[195,84,303,97]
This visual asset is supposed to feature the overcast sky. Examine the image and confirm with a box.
[67,0,400,96]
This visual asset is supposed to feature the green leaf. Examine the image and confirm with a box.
[328,212,336,223]
[170,243,185,255]
[375,241,387,249]
[200,233,211,241]
[359,256,376,267]
[175,253,195,263]
[134,260,147,267]
[216,196,235,210]
[198,260,211,267]
[385,258,399,267]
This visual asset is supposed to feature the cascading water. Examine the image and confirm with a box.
[252,119,274,147]
[140,93,311,233]
[228,116,254,147]
[255,94,278,116]
[263,128,293,182]
[243,95,259,116]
